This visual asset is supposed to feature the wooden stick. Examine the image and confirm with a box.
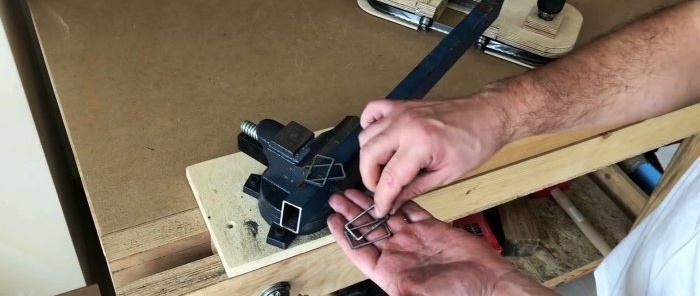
[551,188,612,256]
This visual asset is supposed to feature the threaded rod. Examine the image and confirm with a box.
[240,120,258,141]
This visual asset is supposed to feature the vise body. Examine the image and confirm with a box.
[237,116,363,248]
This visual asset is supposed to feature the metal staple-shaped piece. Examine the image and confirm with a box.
[344,205,392,249]
[345,223,392,249]
[303,155,346,187]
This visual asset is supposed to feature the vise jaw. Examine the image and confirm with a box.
[237,116,363,248]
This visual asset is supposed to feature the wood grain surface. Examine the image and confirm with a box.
[589,165,647,220]
[499,198,540,256]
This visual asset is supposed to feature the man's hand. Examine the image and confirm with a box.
[327,189,556,296]
[359,97,508,217]
[359,1,700,218]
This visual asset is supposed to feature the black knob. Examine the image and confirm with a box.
[537,0,565,21]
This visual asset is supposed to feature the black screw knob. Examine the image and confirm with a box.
[537,0,565,21]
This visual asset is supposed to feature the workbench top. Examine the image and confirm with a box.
[26,0,687,292]
[28,0,529,236]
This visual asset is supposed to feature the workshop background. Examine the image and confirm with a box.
[0,0,692,295]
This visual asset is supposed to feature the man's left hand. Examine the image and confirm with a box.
[327,189,555,296]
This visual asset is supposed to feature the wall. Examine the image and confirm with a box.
[0,2,85,295]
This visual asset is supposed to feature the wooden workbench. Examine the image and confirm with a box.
[25,0,696,294]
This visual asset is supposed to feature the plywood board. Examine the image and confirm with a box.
[485,0,583,57]
[186,152,334,277]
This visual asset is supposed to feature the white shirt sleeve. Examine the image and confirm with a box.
[595,158,700,296]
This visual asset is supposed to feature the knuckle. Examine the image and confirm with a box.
[380,168,397,185]
[358,130,369,145]
[403,185,425,199]
[401,109,421,121]
[412,123,436,141]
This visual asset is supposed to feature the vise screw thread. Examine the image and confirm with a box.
[240,120,259,141]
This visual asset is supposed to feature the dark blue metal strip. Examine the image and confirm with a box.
[387,0,503,100]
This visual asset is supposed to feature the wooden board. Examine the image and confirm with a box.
[186,152,334,277]
[498,198,540,256]
[484,0,583,57]
[375,0,448,19]
[589,165,647,220]
[367,0,583,58]
[102,208,212,286]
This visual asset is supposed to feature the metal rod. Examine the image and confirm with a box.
[386,0,503,100]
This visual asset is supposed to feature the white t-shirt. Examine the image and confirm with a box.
[595,158,700,295]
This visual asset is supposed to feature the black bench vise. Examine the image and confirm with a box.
[237,116,363,249]
[234,0,502,249]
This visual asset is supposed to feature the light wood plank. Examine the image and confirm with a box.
[542,259,602,288]
[633,134,700,227]
[101,209,211,286]
[416,105,699,222]
[483,0,583,57]
[374,0,448,19]
[119,104,700,295]
[111,239,212,287]
[589,165,647,220]
[116,256,227,296]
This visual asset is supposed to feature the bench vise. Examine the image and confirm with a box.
[237,117,364,249]
[236,0,501,249]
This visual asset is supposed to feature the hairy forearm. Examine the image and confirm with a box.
[485,0,700,141]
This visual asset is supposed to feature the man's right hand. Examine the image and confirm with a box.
[359,95,510,217]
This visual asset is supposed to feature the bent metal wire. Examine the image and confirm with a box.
[344,205,392,249]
